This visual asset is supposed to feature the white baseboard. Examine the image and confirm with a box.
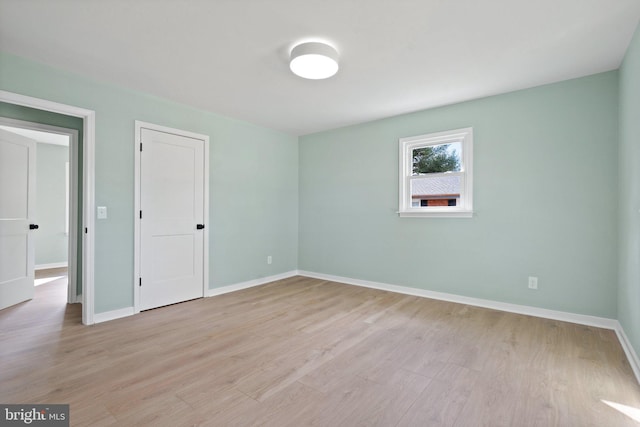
[94,307,134,324]
[91,271,298,324]
[84,268,640,385]
[298,270,640,382]
[74,293,82,304]
[297,270,618,330]
[615,322,640,384]
[207,270,298,297]
[35,262,68,270]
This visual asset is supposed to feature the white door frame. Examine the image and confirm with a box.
[133,121,209,314]
[0,117,79,304]
[0,90,96,325]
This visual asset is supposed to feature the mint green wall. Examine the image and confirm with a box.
[300,72,619,318]
[619,24,640,356]
[0,50,624,321]
[35,142,69,266]
[0,52,299,314]
[0,102,83,295]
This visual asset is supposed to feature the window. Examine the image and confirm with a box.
[398,127,473,217]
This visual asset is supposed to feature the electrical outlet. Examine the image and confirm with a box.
[528,276,538,290]
[267,255,272,265]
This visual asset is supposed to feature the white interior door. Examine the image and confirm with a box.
[140,127,205,310]
[0,129,36,310]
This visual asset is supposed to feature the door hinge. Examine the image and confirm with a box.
[140,142,143,152]
[85,227,88,234]
[139,210,142,219]
[139,277,142,287]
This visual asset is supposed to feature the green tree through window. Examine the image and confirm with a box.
[412,144,460,174]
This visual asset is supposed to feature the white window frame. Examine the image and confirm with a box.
[399,127,473,218]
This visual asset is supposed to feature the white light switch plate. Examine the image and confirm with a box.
[97,206,108,219]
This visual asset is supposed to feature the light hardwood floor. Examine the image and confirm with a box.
[1,275,640,426]
[35,267,68,280]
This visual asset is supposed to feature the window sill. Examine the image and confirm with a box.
[398,210,474,218]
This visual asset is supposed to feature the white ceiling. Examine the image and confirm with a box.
[1,0,639,136]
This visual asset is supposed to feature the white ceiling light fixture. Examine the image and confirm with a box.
[290,42,339,80]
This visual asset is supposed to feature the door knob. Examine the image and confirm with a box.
[196,224,205,230]
[29,224,39,230]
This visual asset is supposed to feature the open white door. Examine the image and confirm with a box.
[139,126,206,310]
[0,129,36,310]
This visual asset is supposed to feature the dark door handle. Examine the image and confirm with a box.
[196,224,205,230]
[29,224,39,230]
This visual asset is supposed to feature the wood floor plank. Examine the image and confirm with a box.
[396,364,478,427]
[1,276,640,426]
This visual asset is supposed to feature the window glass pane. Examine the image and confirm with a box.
[412,142,461,175]
[410,175,461,207]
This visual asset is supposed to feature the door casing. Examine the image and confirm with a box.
[0,90,96,325]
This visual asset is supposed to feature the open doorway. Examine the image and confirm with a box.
[0,91,95,325]
[0,121,79,306]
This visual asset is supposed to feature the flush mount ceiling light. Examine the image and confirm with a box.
[289,42,339,80]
